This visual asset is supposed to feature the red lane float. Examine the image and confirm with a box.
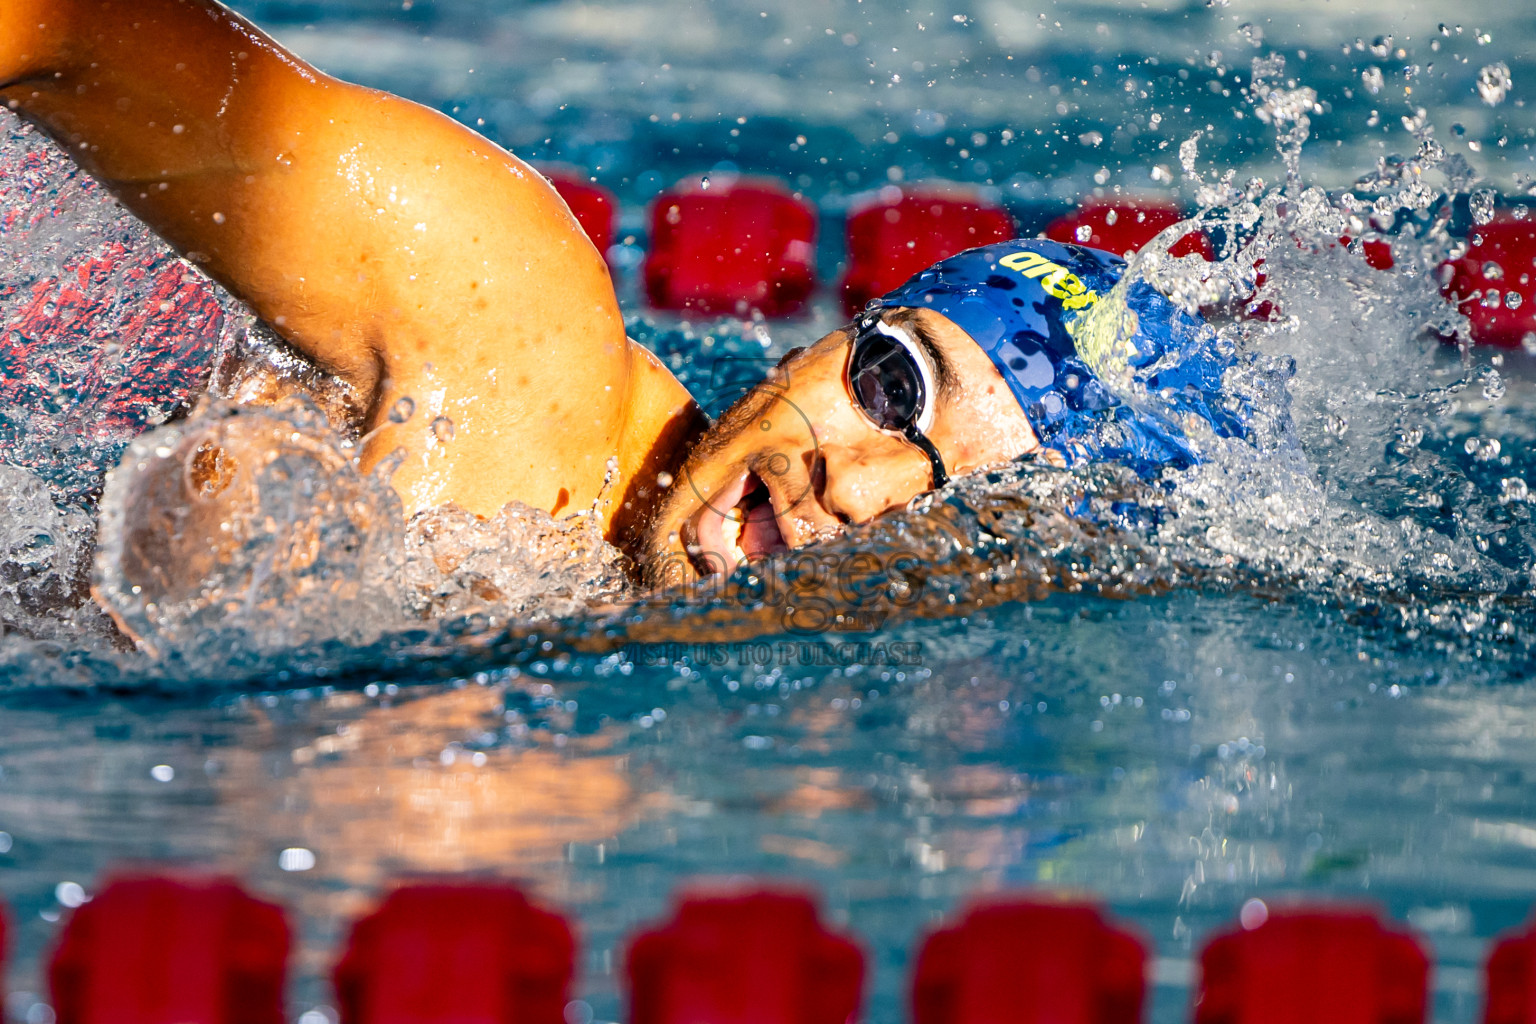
[334,882,575,1024]
[1193,904,1429,1024]
[645,177,817,317]
[1440,214,1536,348]
[49,874,289,1024]
[840,184,1016,315]
[626,888,864,1024]
[1483,914,1536,1024]
[1044,198,1214,260]
[912,897,1147,1024]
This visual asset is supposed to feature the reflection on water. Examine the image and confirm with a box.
[2,592,1536,1021]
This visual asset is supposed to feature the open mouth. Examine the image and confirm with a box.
[690,470,791,576]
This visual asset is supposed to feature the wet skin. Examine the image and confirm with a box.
[0,0,1042,586]
[0,0,702,545]
[641,308,1049,585]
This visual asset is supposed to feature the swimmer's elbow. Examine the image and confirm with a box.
[0,1,70,88]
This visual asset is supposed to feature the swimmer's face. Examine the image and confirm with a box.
[640,308,1049,584]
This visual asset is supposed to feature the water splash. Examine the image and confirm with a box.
[2,43,1536,685]
[90,397,628,673]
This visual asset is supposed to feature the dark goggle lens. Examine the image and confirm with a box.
[849,331,924,431]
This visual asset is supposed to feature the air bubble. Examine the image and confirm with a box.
[430,415,454,442]
[388,396,415,424]
[1361,67,1384,95]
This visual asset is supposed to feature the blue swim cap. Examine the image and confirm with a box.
[871,239,1246,475]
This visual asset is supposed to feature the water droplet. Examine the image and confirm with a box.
[1361,67,1384,95]
[1240,898,1269,929]
[150,764,174,782]
[388,396,415,424]
[1075,224,1093,241]
[430,415,454,442]
[55,881,87,908]
[1502,478,1529,503]
[1477,62,1512,106]
[699,175,711,190]
[1466,436,1502,458]
[1483,372,1507,402]
[1369,35,1393,59]
[278,847,316,872]
[1471,189,1497,225]
[1179,135,1201,175]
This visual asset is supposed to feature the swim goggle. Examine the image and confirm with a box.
[844,311,950,489]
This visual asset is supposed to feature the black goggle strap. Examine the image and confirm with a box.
[853,313,950,490]
[902,424,950,489]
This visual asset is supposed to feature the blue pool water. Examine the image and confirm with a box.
[3,0,1536,1020]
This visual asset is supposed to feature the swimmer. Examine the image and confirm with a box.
[0,0,1243,589]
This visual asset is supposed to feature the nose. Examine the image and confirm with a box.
[816,438,934,525]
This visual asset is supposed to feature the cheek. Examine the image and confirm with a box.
[947,394,1038,466]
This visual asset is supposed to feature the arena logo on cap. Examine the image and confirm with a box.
[997,250,1101,311]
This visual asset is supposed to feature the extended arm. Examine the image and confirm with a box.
[0,0,687,523]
